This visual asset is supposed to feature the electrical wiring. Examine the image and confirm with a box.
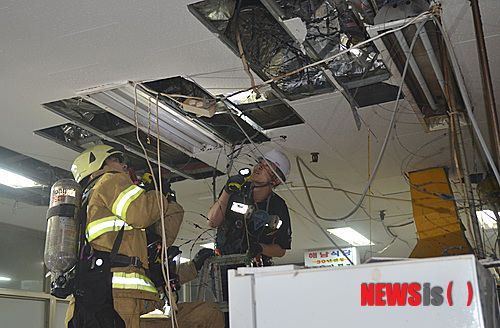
[284,182,411,203]
[374,103,417,116]
[188,66,252,78]
[380,219,413,250]
[368,219,418,256]
[133,86,178,327]
[399,132,448,179]
[386,220,414,228]
[295,156,372,221]
[224,89,354,265]
[377,237,397,254]
[417,199,471,240]
[431,15,500,189]
[187,228,215,259]
[393,123,440,156]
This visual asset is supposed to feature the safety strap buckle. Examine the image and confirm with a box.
[130,256,142,268]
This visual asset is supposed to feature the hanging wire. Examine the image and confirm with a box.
[295,156,371,221]
[431,15,500,189]
[133,85,178,327]
[210,12,434,264]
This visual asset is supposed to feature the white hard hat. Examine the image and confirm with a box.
[261,148,290,182]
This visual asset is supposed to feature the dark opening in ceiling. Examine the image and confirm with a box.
[141,77,272,143]
[37,98,224,182]
[228,88,305,129]
[351,82,403,107]
[367,2,466,131]
[189,0,390,102]
[0,146,72,206]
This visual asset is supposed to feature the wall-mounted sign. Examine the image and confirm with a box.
[304,247,358,267]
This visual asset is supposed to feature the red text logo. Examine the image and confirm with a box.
[361,282,473,306]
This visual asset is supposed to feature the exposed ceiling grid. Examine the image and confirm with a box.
[0,0,498,267]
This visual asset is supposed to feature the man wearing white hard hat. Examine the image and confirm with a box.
[207,148,292,262]
[207,148,292,325]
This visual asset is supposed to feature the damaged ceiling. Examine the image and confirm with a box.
[0,0,499,266]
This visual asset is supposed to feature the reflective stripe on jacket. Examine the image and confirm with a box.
[86,166,184,300]
[112,272,157,294]
[112,185,145,221]
[86,216,132,242]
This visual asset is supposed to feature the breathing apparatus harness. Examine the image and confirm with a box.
[47,170,179,327]
[67,171,126,328]
[145,232,181,304]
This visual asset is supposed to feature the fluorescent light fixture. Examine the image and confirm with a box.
[0,276,12,281]
[327,227,374,246]
[200,242,215,249]
[79,84,227,155]
[0,168,41,188]
[476,210,498,229]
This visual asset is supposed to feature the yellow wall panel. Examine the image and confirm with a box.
[408,167,473,258]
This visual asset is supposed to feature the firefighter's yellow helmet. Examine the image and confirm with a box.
[71,144,123,183]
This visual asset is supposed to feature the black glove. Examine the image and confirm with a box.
[248,242,263,258]
[163,183,176,203]
[224,175,246,194]
[192,248,215,271]
[142,173,176,202]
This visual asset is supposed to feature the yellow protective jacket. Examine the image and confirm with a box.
[85,165,184,302]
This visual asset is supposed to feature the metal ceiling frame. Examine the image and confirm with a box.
[366,15,466,131]
[79,83,228,156]
[41,102,195,180]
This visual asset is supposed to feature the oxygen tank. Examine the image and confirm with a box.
[44,179,82,297]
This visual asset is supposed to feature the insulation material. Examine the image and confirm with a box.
[227,88,304,129]
[142,77,270,144]
[189,0,389,100]
[408,167,473,258]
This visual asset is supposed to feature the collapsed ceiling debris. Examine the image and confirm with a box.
[189,0,390,98]
[36,76,305,182]
[189,0,469,132]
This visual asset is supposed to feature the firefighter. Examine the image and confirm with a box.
[207,148,292,262]
[206,148,292,326]
[64,144,223,328]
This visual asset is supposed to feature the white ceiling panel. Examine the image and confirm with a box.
[0,0,499,269]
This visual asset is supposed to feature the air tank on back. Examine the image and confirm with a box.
[44,178,82,297]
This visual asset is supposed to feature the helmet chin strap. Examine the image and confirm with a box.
[251,177,278,189]
[252,181,272,189]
